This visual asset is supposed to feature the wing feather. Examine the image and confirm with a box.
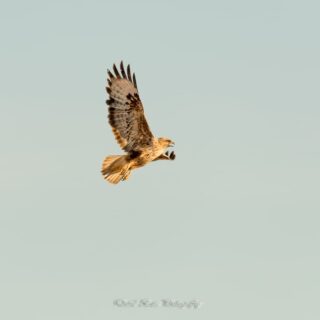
[120,61,127,79]
[107,69,114,79]
[106,62,154,152]
[133,73,137,89]
[127,65,132,82]
[113,64,121,78]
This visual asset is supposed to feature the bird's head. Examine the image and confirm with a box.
[158,137,175,148]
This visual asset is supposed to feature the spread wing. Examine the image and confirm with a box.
[106,61,154,153]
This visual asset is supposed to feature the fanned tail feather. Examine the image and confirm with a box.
[101,155,131,184]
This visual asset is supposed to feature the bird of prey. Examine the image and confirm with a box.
[101,61,175,184]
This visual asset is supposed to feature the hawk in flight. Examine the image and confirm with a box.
[101,61,175,184]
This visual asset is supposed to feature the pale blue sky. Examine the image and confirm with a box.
[1,0,320,319]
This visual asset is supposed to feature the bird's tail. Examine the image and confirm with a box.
[101,155,131,184]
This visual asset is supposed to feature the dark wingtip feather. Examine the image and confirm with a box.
[107,69,114,79]
[106,98,115,105]
[106,87,111,94]
[133,73,137,88]
[120,61,127,79]
[127,65,132,82]
[113,64,121,78]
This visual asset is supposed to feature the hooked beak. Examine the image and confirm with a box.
[169,141,175,147]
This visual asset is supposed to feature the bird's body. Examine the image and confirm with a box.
[101,62,175,184]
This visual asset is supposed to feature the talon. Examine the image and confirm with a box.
[170,151,176,160]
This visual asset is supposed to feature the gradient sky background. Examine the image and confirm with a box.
[1,0,320,319]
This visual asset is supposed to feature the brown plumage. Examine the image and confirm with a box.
[101,61,175,184]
